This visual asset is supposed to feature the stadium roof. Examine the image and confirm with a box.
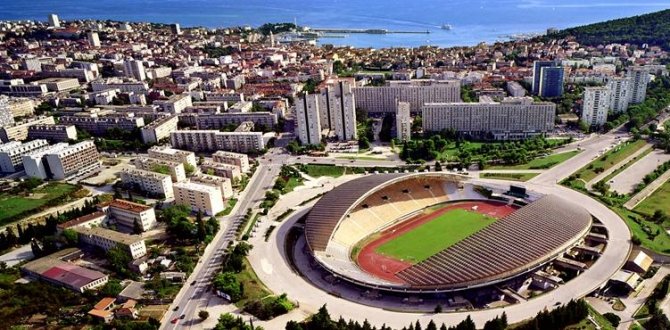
[305,173,408,251]
[396,194,592,290]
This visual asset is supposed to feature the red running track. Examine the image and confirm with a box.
[356,201,517,284]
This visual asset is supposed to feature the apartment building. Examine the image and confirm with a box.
[396,101,412,142]
[140,115,178,144]
[22,143,69,179]
[200,161,241,180]
[295,92,322,145]
[104,199,157,232]
[0,139,49,172]
[190,173,233,199]
[6,83,49,97]
[170,130,265,153]
[421,97,556,140]
[228,101,253,113]
[7,97,35,117]
[147,146,197,168]
[0,116,56,142]
[212,150,250,173]
[607,77,631,114]
[532,61,564,98]
[353,79,461,114]
[91,78,149,94]
[154,94,192,114]
[123,60,146,81]
[627,66,651,104]
[27,124,78,142]
[133,156,186,183]
[73,226,147,260]
[195,112,277,130]
[0,96,13,127]
[59,116,145,136]
[318,79,357,141]
[44,140,100,180]
[506,81,527,97]
[582,87,611,127]
[35,78,80,92]
[120,168,174,199]
[172,181,224,216]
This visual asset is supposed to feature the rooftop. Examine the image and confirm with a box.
[73,226,145,246]
[108,199,152,213]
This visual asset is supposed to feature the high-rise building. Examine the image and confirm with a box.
[172,182,224,216]
[48,14,60,28]
[170,130,265,153]
[318,79,357,141]
[170,23,182,35]
[123,60,146,81]
[627,66,651,104]
[212,151,250,173]
[295,92,322,145]
[147,146,197,169]
[43,141,101,180]
[421,97,555,140]
[395,101,412,142]
[87,32,101,47]
[581,87,611,127]
[120,168,174,199]
[0,139,49,173]
[353,80,461,114]
[606,77,631,113]
[532,61,564,98]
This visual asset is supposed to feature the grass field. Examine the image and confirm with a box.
[614,206,670,254]
[234,258,272,308]
[375,209,495,263]
[490,150,580,170]
[635,179,670,216]
[575,140,648,183]
[298,164,346,178]
[480,172,539,182]
[0,183,80,226]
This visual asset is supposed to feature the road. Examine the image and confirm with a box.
[161,150,285,329]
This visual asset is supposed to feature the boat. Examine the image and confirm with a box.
[441,24,452,30]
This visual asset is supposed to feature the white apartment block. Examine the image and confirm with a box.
[353,79,461,113]
[133,156,186,183]
[212,151,250,173]
[147,146,197,168]
[7,98,35,118]
[422,97,556,140]
[154,94,193,114]
[35,78,80,92]
[582,87,611,127]
[6,83,48,97]
[44,140,100,180]
[190,173,233,199]
[295,92,322,145]
[123,60,146,81]
[195,112,277,130]
[120,168,174,199]
[0,116,56,142]
[59,116,144,136]
[172,181,224,216]
[48,14,60,28]
[318,80,357,141]
[200,161,241,180]
[396,101,412,142]
[170,130,265,153]
[87,32,101,47]
[627,66,651,105]
[141,115,178,144]
[27,124,78,142]
[105,199,157,232]
[0,96,13,127]
[22,143,69,179]
[506,81,526,97]
[0,139,49,172]
[74,226,147,260]
[91,78,149,94]
[607,77,631,114]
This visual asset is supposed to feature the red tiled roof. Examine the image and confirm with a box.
[41,264,106,289]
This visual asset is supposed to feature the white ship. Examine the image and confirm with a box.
[441,24,452,30]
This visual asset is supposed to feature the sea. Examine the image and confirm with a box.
[1,0,670,48]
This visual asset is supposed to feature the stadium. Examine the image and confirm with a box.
[303,173,597,294]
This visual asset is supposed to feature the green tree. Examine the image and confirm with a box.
[100,279,124,297]
[199,310,210,320]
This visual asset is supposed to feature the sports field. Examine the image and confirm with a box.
[375,209,495,263]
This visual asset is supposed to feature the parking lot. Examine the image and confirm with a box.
[609,149,670,194]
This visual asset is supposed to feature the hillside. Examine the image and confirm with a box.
[553,9,670,50]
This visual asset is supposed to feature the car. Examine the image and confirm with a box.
[191,280,196,285]
[173,306,179,311]
[171,318,179,324]
[180,314,186,319]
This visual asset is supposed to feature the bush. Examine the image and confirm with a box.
[243,293,294,320]
[199,310,209,320]
[603,313,621,327]
[212,272,243,302]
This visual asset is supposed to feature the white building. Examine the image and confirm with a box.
[123,60,146,81]
[170,130,265,153]
[295,92,322,145]
[421,97,556,140]
[74,226,147,260]
[22,143,69,179]
[133,156,186,183]
[506,81,526,97]
[190,173,233,199]
[353,79,461,113]
[582,87,611,127]
[154,94,192,114]
[87,32,101,48]
[212,150,250,173]
[120,168,174,199]
[627,66,651,105]
[48,14,60,28]
[27,124,78,142]
[607,77,631,114]
[318,79,357,141]
[43,141,100,180]
[200,161,242,180]
[147,146,197,168]
[0,139,49,173]
[140,115,178,144]
[173,182,224,216]
[105,199,157,232]
[396,101,412,142]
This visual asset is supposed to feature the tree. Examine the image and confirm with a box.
[358,136,371,150]
[286,321,304,330]
[107,245,133,277]
[603,313,620,327]
[100,279,124,296]
[213,272,243,302]
[434,161,443,172]
[61,229,78,246]
[199,310,210,320]
[184,163,196,176]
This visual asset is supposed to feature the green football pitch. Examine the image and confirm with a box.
[375,209,495,264]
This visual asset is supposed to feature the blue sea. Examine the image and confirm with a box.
[1,0,670,48]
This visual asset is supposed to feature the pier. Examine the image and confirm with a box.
[312,28,430,35]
